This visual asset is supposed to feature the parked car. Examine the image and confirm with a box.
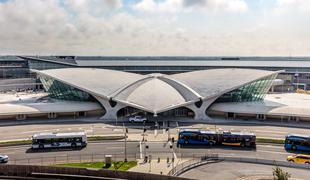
[287,154,310,164]
[0,155,9,163]
[128,116,147,123]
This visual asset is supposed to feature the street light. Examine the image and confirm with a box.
[123,123,128,162]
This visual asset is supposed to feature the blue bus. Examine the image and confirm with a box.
[177,129,218,146]
[221,131,256,147]
[177,129,256,148]
[285,134,310,152]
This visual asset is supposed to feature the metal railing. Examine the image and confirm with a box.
[168,154,219,176]
[168,154,310,176]
[10,153,137,166]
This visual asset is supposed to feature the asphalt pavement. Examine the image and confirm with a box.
[0,141,297,165]
[0,120,310,141]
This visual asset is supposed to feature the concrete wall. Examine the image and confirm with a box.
[0,165,189,180]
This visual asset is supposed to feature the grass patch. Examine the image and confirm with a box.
[256,137,284,144]
[87,135,125,141]
[56,161,137,171]
[0,139,32,146]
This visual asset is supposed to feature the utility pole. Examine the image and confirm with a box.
[123,123,128,162]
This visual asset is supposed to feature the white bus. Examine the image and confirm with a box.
[32,132,87,149]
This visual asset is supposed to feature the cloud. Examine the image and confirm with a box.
[183,0,248,13]
[0,0,309,56]
[275,0,310,13]
[64,0,122,15]
[133,0,182,13]
[133,0,248,13]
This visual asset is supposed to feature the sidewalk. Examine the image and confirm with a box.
[129,158,189,175]
[127,130,177,142]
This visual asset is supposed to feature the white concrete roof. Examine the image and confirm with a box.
[36,68,279,114]
[210,93,310,118]
[36,68,144,99]
[0,101,102,116]
[170,68,276,99]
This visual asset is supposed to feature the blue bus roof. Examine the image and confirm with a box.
[222,131,255,136]
[179,129,216,134]
[286,134,310,139]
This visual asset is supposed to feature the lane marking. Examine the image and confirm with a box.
[257,150,291,155]
[139,141,143,159]
[256,145,284,149]
[253,130,288,134]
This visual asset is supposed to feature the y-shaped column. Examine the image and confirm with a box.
[186,96,219,121]
[93,95,125,121]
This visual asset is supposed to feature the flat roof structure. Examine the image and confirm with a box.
[22,56,310,73]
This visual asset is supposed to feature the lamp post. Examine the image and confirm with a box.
[123,123,128,162]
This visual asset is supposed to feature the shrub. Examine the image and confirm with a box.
[273,166,291,180]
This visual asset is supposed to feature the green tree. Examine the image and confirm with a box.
[273,166,291,180]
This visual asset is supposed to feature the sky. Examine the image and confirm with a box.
[0,0,309,56]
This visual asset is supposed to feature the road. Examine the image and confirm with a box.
[0,120,309,141]
[0,141,297,166]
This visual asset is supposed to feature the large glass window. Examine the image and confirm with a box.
[39,75,93,101]
[215,74,277,103]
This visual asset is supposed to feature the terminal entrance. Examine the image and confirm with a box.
[117,106,150,118]
[117,106,195,121]
[157,107,194,119]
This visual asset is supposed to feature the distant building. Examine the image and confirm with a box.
[22,56,310,91]
[2,55,310,91]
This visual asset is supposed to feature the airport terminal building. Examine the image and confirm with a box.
[1,56,310,122]
[34,68,278,121]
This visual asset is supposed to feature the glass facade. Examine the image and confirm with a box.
[28,59,72,70]
[215,74,277,103]
[39,75,93,101]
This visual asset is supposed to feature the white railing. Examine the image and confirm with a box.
[168,154,310,176]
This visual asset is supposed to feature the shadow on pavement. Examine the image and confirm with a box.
[176,144,257,151]
[25,147,86,153]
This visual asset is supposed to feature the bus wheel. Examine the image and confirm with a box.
[71,143,77,148]
[240,143,245,147]
[209,141,214,146]
[291,145,297,151]
[185,140,189,144]
[39,144,44,149]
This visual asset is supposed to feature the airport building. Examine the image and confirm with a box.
[2,56,310,92]
[1,56,310,122]
[34,68,278,121]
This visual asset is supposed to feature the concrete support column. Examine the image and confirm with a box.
[186,96,219,121]
[93,95,125,121]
